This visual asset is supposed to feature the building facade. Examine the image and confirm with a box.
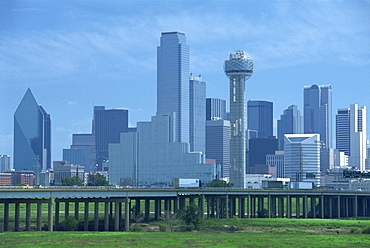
[93,106,128,169]
[205,120,231,179]
[206,98,227,121]
[248,137,279,174]
[336,104,367,171]
[266,151,285,178]
[277,105,302,148]
[70,134,96,173]
[157,32,190,143]
[109,112,214,187]
[189,74,206,153]
[0,155,10,173]
[303,84,332,148]
[284,134,321,186]
[14,89,51,172]
[247,100,273,138]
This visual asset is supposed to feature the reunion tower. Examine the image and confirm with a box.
[224,51,254,188]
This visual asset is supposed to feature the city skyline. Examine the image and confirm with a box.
[1,1,369,164]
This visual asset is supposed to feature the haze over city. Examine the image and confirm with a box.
[1,0,369,165]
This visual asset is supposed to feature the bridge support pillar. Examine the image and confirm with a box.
[286,195,291,218]
[104,202,109,231]
[199,195,205,218]
[65,201,69,218]
[94,201,99,231]
[320,195,325,219]
[15,202,20,231]
[55,200,60,231]
[48,198,54,231]
[337,195,341,218]
[3,202,9,231]
[154,199,161,220]
[74,201,79,221]
[239,197,245,218]
[247,195,251,218]
[25,202,31,231]
[303,195,308,218]
[296,197,300,218]
[125,198,130,231]
[37,202,43,231]
[84,201,89,231]
[114,201,120,231]
[145,199,150,221]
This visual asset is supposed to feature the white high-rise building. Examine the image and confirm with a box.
[284,134,321,187]
[349,104,367,171]
[336,104,367,171]
[0,155,11,173]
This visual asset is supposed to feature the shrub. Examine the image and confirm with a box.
[62,216,79,231]
[231,216,243,231]
[181,204,202,228]
[350,227,361,234]
[184,223,195,231]
[131,225,143,232]
[159,224,166,232]
[361,226,370,234]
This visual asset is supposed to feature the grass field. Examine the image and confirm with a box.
[1,218,370,247]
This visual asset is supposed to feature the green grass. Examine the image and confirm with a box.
[1,219,370,247]
[1,230,370,248]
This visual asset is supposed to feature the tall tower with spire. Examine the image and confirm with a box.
[224,51,254,188]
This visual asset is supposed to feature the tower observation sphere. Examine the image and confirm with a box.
[224,50,254,188]
[224,50,254,79]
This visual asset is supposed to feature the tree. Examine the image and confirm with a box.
[181,203,202,228]
[61,176,84,186]
[87,173,109,186]
[206,179,234,188]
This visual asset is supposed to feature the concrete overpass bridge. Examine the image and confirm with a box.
[1,188,369,232]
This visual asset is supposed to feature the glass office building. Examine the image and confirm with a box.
[206,98,227,121]
[247,100,273,138]
[93,106,128,170]
[284,134,321,186]
[304,84,332,148]
[189,74,206,153]
[14,89,51,172]
[157,32,190,143]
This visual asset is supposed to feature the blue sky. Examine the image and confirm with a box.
[1,0,369,164]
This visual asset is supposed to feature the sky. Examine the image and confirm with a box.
[1,0,369,165]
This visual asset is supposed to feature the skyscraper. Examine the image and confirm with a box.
[93,106,128,169]
[224,50,254,188]
[248,137,279,174]
[71,134,96,173]
[189,74,206,153]
[336,108,351,156]
[284,134,321,186]
[247,100,273,138]
[14,89,51,172]
[336,104,367,170]
[206,98,226,121]
[109,112,214,187]
[206,120,231,179]
[157,32,190,143]
[0,155,11,173]
[277,105,303,140]
[303,84,332,148]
